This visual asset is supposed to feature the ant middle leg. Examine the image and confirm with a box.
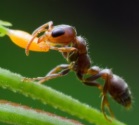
[24,64,70,84]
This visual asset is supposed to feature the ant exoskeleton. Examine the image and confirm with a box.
[25,21,132,120]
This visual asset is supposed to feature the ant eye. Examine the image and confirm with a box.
[52,28,65,37]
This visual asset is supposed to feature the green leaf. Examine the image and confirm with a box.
[0,20,12,37]
[0,25,8,37]
[0,20,12,26]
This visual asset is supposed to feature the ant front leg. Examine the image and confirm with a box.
[32,21,53,36]
[25,21,53,55]
[24,64,70,84]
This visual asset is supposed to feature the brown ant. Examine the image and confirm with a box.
[25,21,132,120]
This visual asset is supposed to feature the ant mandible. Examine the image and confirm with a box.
[25,21,132,120]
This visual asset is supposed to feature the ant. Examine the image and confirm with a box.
[25,21,132,120]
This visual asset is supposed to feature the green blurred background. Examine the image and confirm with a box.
[0,0,138,125]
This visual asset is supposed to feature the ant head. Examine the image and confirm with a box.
[26,21,77,55]
[108,75,132,108]
[43,25,77,45]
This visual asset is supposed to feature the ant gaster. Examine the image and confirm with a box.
[25,21,132,120]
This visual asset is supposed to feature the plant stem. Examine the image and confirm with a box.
[0,101,81,125]
[0,67,126,125]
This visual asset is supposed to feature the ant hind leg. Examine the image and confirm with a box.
[76,66,114,120]
[101,75,114,120]
[101,94,114,121]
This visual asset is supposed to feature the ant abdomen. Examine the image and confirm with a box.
[108,75,132,108]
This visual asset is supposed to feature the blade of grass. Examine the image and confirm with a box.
[0,67,126,125]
